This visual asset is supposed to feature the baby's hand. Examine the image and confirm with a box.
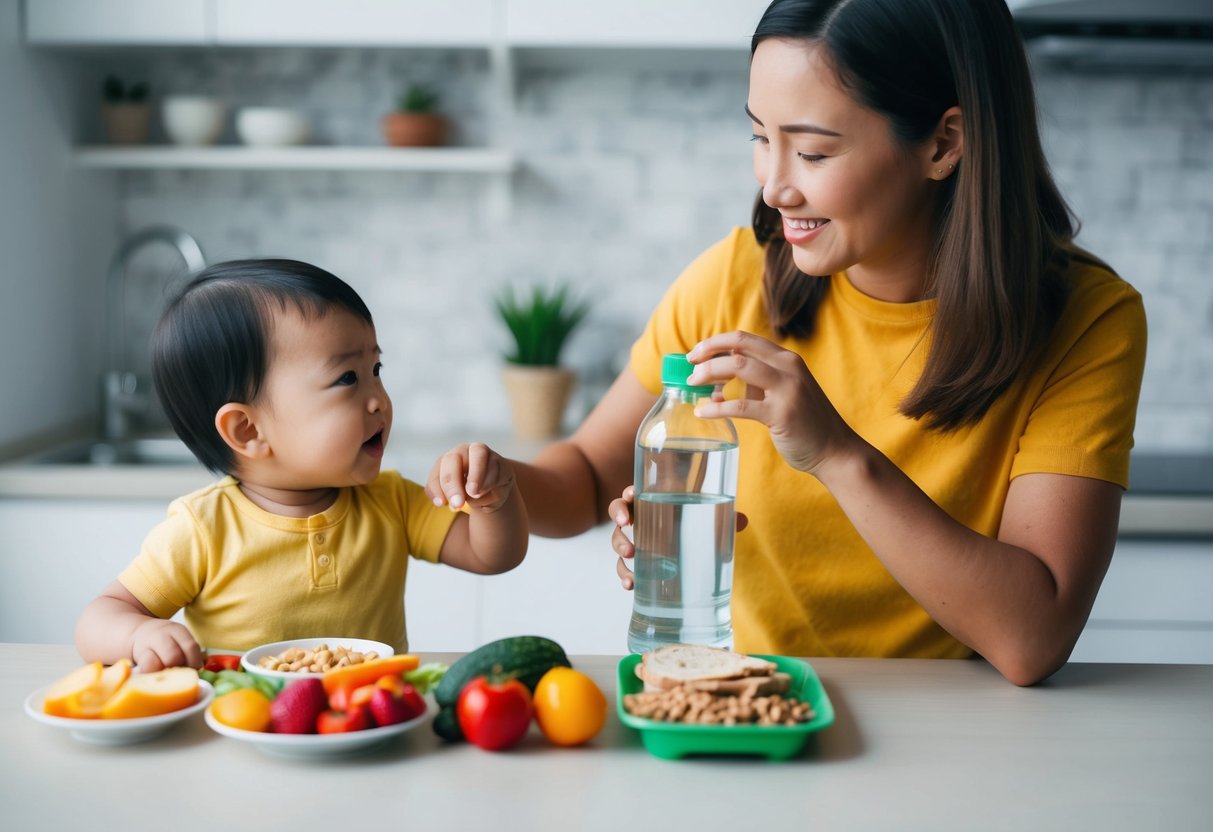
[129,618,203,671]
[427,442,516,514]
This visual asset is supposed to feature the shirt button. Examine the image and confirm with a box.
[314,533,326,544]
[317,554,332,567]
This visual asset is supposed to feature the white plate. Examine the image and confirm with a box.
[241,636,394,683]
[204,701,429,758]
[24,680,214,746]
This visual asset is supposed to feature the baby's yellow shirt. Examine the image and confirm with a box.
[631,228,1146,659]
[120,470,457,652]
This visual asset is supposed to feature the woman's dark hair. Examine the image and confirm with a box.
[151,259,373,474]
[752,0,1074,430]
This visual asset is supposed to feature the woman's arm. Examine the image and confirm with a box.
[815,448,1118,686]
[431,368,656,539]
[688,331,1120,686]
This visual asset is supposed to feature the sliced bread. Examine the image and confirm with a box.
[637,644,777,690]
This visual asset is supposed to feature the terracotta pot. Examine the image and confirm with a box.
[381,112,448,147]
[501,365,576,441]
[102,103,151,145]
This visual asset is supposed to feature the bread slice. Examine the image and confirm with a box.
[683,672,791,696]
[638,644,777,690]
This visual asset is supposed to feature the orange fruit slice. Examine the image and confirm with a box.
[209,688,273,732]
[100,667,200,719]
[68,659,134,719]
[43,662,103,717]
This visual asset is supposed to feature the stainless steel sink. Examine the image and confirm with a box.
[24,436,199,467]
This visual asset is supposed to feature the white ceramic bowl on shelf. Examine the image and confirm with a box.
[235,107,310,147]
[162,96,226,145]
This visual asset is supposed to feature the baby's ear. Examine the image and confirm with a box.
[214,403,270,461]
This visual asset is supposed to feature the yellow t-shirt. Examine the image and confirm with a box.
[119,470,458,653]
[631,227,1147,659]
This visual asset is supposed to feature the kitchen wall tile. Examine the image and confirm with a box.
[110,51,1213,454]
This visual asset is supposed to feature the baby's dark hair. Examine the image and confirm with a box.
[151,259,373,474]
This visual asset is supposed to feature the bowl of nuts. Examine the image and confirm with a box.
[241,637,394,683]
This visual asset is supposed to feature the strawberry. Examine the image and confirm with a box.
[269,678,328,734]
[317,707,371,734]
[368,686,415,727]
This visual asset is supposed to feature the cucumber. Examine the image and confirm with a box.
[431,704,463,742]
[434,635,571,708]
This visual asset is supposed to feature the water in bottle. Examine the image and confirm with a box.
[628,354,738,653]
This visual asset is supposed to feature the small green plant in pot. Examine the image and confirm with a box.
[381,83,448,147]
[101,74,152,145]
[495,284,590,440]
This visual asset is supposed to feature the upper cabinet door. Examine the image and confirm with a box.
[213,0,499,47]
[506,0,769,48]
[25,0,212,45]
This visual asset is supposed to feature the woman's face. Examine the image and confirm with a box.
[749,38,940,300]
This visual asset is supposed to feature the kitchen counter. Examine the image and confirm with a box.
[2,436,1210,536]
[3,644,1211,832]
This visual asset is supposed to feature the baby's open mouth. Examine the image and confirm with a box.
[363,430,384,452]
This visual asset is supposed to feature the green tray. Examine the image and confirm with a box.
[616,653,835,761]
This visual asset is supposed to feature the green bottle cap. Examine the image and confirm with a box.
[661,353,714,393]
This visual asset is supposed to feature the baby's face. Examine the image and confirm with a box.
[253,305,392,489]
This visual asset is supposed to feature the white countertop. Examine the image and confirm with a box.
[4,644,1211,832]
[2,435,1210,537]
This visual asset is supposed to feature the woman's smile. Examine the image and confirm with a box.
[782,216,830,245]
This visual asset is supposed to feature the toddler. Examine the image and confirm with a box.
[76,259,527,669]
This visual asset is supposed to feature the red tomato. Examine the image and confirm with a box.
[316,708,371,734]
[203,654,242,673]
[456,676,533,751]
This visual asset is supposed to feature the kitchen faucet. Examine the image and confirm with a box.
[103,225,206,442]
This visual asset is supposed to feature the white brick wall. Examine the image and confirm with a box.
[108,50,1213,452]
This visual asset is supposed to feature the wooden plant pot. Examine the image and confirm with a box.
[381,112,448,147]
[501,364,576,441]
[102,103,151,145]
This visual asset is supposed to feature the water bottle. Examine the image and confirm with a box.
[627,353,739,653]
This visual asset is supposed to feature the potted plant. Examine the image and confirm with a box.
[381,83,448,147]
[101,74,151,145]
[495,284,590,440]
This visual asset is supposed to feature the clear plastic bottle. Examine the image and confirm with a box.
[627,353,739,653]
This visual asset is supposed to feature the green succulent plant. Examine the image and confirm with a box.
[494,284,590,367]
[102,74,149,104]
[397,83,439,113]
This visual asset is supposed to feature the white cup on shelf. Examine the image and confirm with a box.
[235,107,310,147]
[162,96,226,146]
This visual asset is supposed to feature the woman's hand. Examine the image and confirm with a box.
[608,486,638,590]
[687,331,858,476]
[427,442,515,514]
[608,485,749,591]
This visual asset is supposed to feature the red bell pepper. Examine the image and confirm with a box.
[456,675,533,751]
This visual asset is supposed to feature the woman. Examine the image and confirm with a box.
[431,0,1146,686]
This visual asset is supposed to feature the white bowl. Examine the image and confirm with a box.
[241,637,394,683]
[162,96,226,146]
[24,680,214,745]
[235,107,310,147]
[205,699,429,759]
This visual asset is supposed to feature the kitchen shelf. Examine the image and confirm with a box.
[73,145,519,173]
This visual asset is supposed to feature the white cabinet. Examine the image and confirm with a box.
[405,525,631,655]
[25,0,211,45]
[213,0,500,47]
[0,498,171,645]
[1070,539,1213,664]
[25,0,772,49]
[505,0,769,48]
